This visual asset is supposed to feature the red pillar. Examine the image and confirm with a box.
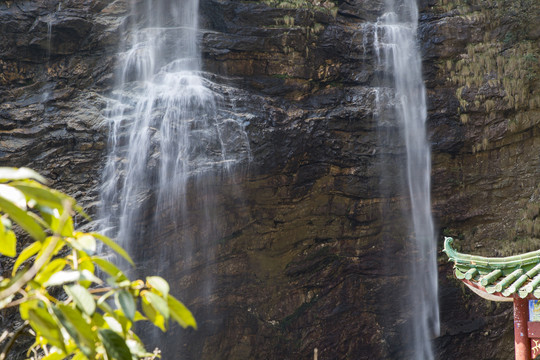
[514,297,531,360]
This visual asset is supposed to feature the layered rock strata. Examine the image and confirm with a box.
[0,0,538,359]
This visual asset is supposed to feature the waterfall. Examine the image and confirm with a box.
[99,0,250,353]
[374,0,440,358]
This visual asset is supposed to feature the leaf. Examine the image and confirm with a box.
[143,291,169,320]
[77,251,93,289]
[92,257,128,282]
[78,257,97,288]
[12,241,42,275]
[133,311,146,322]
[57,304,95,342]
[91,233,134,266]
[112,310,132,333]
[0,167,46,183]
[35,258,66,285]
[33,236,66,269]
[146,276,169,298]
[12,183,62,207]
[167,294,197,329]
[78,255,95,274]
[65,284,96,316]
[141,295,166,332]
[11,182,70,209]
[39,205,61,225]
[104,315,124,334]
[0,184,27,209]
[97,296,116,315]
[92,311,106,328]
[72,352,89,360]
[42,352,64,360]
[75,234,96,254]
[0,216,11,229]
[27,207,54,230]
[98,329,132,360]
[45,271,81,287]
[0,196,46,241]
[29,237,66,277]
[38,205,74,237]
[115,289,135,322]
[28,307,66,351]
[52,304,96,358]
[0,218,16,257]
[125,339,149,357]
[60,214,74,237]
[19,298,39,320]
[80,269,102,285]
[15,179,87,221]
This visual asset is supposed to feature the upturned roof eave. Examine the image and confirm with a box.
[462,279,533,302]
[444,237,540,300]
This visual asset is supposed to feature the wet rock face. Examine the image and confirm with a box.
[0,0,122,214]
[1,0,538,359]
[188,4,411,357]
[421,0,539,358]
[0,1,118,356]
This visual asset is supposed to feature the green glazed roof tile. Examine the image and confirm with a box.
[464,268,478,280]
[443,237,540,299]
[480,269,503,286]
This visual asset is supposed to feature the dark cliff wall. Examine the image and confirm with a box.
[0,0,118,213]
[422,0,539,358]
[0,0,538,359]
[0,1,115,355]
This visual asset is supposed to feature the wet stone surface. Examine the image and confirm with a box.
[1,0,539,359]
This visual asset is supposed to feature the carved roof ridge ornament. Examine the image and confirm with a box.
[443,237,540,300]
[443,237,540,270]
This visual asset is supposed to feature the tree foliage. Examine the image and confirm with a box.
[0,167,196,360]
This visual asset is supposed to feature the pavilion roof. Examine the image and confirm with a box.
[443,237,540,300]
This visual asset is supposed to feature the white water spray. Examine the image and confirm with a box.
[100,0,249,253]
[97,20,252,358]
[374,0,440,358]
[99,2,251,353]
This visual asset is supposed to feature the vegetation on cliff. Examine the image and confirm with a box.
[0,168,196,360]
[434,0,539,152]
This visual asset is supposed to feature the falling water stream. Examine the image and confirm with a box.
[374,0,440,358]
[99,0,250,354]
[98,0,438,356]
[100,0,249,258]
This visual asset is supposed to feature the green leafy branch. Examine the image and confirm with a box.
[0,168,196,360]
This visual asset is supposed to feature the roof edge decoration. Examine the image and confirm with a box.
[443,237,540,300]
